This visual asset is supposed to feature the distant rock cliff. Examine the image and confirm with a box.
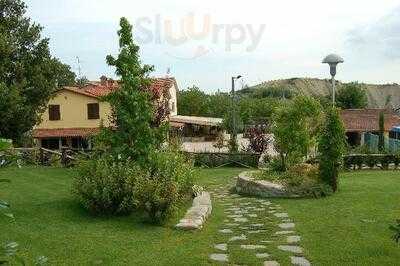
[249,78,400,109]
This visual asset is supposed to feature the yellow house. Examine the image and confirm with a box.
[33,77,178,150]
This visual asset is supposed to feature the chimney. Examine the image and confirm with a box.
[100,75,107,86]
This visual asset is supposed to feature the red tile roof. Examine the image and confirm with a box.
[339,109,400,132]
[62,77,176,99]
[33,128,100,138]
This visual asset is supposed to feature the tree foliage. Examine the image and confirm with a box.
[272,96,322,170]
[318,107,346,192]
[335,82,368,109]
[379,112,385,152]
[98,17,166,163]
[0,0,76,143]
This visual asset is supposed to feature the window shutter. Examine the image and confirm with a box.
[49,105,60,121]
[87,103,100,119]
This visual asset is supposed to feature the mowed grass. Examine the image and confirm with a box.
[1,167,400,265]
[275,170,400,265]
[0,166,243,265]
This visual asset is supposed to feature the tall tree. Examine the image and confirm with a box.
[318,107,346,192]
[273,96,322,170]
[0,0,76,143]
[335,82,368,109]
[99,17,164,163]
[177,86,209,116]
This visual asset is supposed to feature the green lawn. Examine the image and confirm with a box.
[1,167,399,265]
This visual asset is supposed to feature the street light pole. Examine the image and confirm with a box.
[322,54,344,106]
[230,75,242,152]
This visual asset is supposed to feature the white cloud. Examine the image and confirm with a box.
[25,0,400,91]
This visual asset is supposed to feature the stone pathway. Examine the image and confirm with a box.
[208,181,311,266]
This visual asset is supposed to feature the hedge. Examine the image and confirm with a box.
[184,152,261,168]
[343,154,400,170]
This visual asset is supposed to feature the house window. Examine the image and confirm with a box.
[49,105,60,121]
[87,103,100,119]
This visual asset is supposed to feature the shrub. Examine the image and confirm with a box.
[353,155,364,170]
[268,157,286,172]
[72,155,140,215]
[343,156,353,170]
[390,219,400,243]
[380,155,393,170]
[394,154,400,169]
[365,155,378,169]
[318,107,346,192]
[135,150,195,224]
[281,170,332,198]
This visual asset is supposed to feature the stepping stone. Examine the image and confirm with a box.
[278,223,295,229]
[287,235,301,244]
[219,229,233,234]
[275,231,295,235]
[240,244,266,250]
[256,253,270,258]
[290,256,311,266]
[248,230,267,234]
[209,253,228,262]
[278,245,303,254]
[282,219,293,223]
[264,261,280,266]
[226,207,241,211]
[225,223,240,227]
[229,234,247,242]
[254,208,266,211]
[274,213,289,218]
[214,243,228,251]
[240,227,250,230]
[250,224,264,227]
[268,210,276,214]
[234,217,248,223]
[227,214,243,218]
[261,240,274,243]
[248,214,258,218]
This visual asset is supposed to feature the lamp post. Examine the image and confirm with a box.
[322,54,344,106]
[230,75,242,152]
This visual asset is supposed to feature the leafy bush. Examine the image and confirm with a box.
[72,155,140,215]
[390,219,400,243]
[318,107,346,192]
[268,157,286,172]
[343,156,353,170]
[135,150,195,224]
[380,155,393,170]
[353,155,364,170]
[365,155,378,169]
[189,152,260,168]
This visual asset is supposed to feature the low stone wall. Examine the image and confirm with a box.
[236,172,294,198]
[176,192,212,230]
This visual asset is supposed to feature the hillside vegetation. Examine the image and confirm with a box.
[245,78,400,109]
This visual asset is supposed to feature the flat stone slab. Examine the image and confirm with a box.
[250,224,264,227]
[274,213,289,218]
[236,172,295,198]
[287,235,301,244]
[275,231,295,235]
[256,253,270,258]
[209,253,228,262]
[248,230,268,234]
[290,256,311,266]
[234,217,248,223]
[264,261,280,266]
[219,229,233,234]
[214,244,227,251]
[278,223,295,229]
[278,245,303,254]
[229,234,247,242]
[176,192,212,230]
[248,214,258,218]
[240,244,267,250]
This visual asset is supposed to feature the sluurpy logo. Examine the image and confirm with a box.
[135,13,266,60]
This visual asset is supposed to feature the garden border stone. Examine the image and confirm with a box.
[235,172,297,198]
[176,192,212,230]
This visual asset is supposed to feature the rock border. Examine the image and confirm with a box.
[176,192,212,230]
[235,172,297,198]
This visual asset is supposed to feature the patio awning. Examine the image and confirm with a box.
[392,126,400,133]
[33,128,100,138]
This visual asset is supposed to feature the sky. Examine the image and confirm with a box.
[25,0,400,92]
